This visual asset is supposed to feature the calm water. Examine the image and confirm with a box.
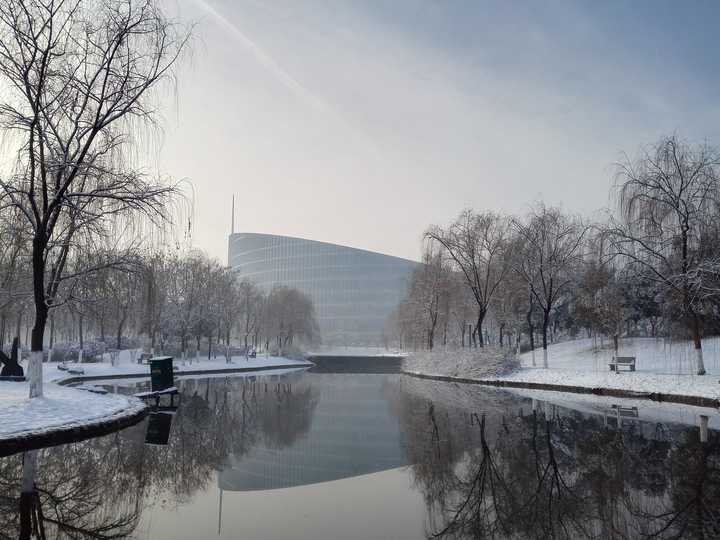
[2,371,719,539]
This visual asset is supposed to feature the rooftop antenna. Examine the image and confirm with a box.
[231,194,235,235]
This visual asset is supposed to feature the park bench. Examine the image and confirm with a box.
[608,356,636,372]
[74,384,108,395]
[610,404,639,417]
[137,352,153,365]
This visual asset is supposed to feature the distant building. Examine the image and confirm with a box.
[228,232,417,346]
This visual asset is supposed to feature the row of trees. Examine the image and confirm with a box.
[390,135,720,375]
[0,0,192,397]
[0,1,322,397]
[0,248,320,361]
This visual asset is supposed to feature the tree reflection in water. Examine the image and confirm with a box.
[0,375,318,539]
[394,379,720,539]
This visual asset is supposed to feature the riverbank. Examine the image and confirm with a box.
[1,354,314,455]
[43,354,314,384]
[0,381,147,456]
[402,346,720,408]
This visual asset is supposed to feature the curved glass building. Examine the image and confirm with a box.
[228,233,417,346]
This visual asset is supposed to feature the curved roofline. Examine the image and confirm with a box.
[229,231,419,265]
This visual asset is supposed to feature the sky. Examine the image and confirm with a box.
[155,0,720,263]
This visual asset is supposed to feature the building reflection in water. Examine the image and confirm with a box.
[217,374,406,491]
[0,372,718,538]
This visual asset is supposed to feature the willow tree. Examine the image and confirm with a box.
[426,210,512,347]
[0,0,189,397]
[513,204,587,367]
[608,135,720,375]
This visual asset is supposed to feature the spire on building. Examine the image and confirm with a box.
[231,194,235,235]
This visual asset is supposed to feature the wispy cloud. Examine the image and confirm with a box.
[190,0,328,112]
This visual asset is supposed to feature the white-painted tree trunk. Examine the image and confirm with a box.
[48,347,53,364]
[543,348,548,368]
[695,347,706,375]
[196,349,200,365]
[182,350,186,366]
[21,450,38,493]
[78,348,83,363]
[28,351,43,398]
[700,415,709,443]
[531,350,536,367]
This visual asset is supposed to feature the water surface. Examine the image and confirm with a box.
[1,371,719,539]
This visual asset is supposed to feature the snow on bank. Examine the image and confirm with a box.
[403,348,518,379]
[395,374,719,432]
[402,340,720,403]
[33,352,313,384]
[307,347,406,357]
[0,381,145,441]
[0,352,311,445]
[489,367,720,401]
[519,336,720,375]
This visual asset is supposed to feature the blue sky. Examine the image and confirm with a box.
[160,0,720,261]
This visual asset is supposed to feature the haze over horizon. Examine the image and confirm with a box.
[157,0,720,263]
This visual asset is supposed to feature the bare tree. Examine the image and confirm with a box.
[0,0,189,396]
[513,204,588,367]
[402,243,453,350]
[607,135,720,375]
[426,210,512,347]
[237,279,263,353]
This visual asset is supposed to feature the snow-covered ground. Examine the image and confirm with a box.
[307,346,406,357]
[519,336,720,375]
[403,337,720,402]
[490,367,720,400]
[0,381,145,441]
[30,349,313,384]
[0,351,312,445]
[404,348,518,379]
[396,375,717,433]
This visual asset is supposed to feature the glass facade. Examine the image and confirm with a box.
[228,233,418,346]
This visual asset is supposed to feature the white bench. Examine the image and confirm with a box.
[608,356,636,372]
[610,404,638,417]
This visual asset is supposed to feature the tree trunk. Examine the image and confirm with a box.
[48,315,55,363]
[20,450,38,540]
[541,310,550,350]
[526,306,535,352]
[541,308,550,368]
[692,314,706,375]
[29,238,47,398]
[476,310,485,347]
[0,312,5,349]
[116,321,124,350]
[78,314,84,349]
[16,311,22,347]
